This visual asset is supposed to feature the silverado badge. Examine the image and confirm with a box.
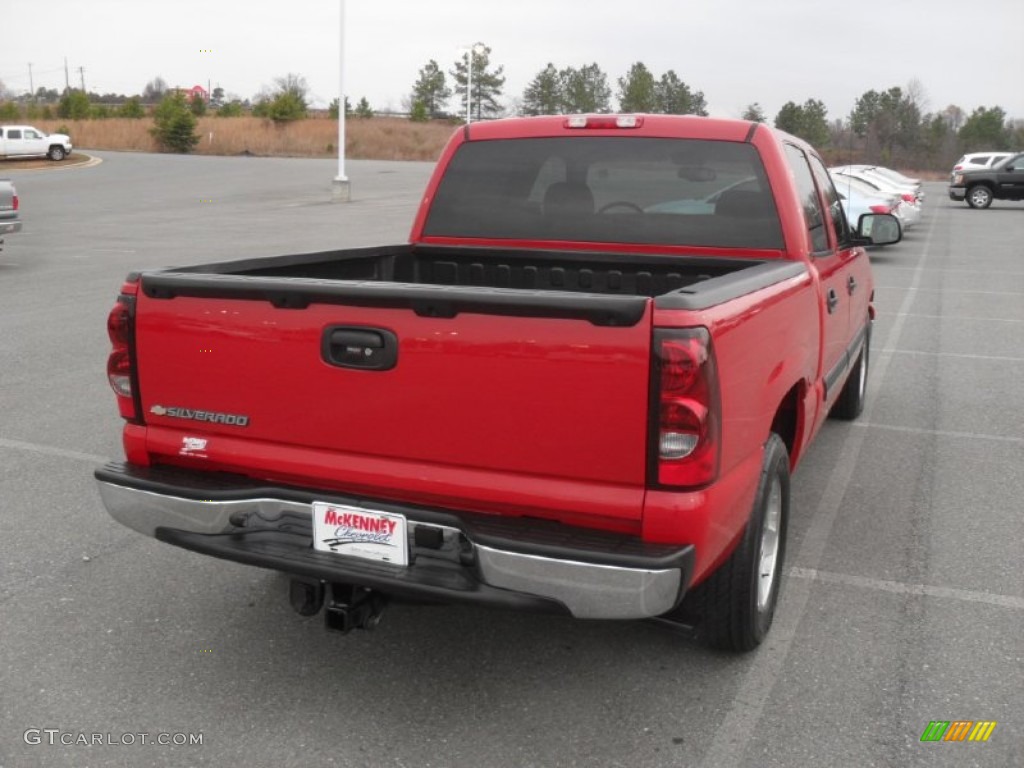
[149,405,250,427]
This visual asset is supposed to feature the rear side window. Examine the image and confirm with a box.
[423,137,783,249]
[8,130,22,140]
[783,144,829,252]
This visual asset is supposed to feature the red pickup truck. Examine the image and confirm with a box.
[95,115,899,651]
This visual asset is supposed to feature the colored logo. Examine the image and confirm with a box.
[920,721,997,743]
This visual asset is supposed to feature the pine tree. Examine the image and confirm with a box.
[561,64,612,113]
[959,106,1010,150]
[655,70,707,115]
[800,99,829,147]
[774,99,829,147]
[742,102,767,123]
[150,92,199,153]
[411,60,451,119]
[355,97,373,118]
[450,44,506,121]
[617,63,657,113]
[774,101,805,135]
[522,63,562,115]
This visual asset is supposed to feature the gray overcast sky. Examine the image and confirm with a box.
[3,0,1023,122]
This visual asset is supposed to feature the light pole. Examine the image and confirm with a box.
[332,0,351,202]
[461,43,484,124]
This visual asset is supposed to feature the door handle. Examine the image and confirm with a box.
[322,326,398,370]
[826,289,839,315]
[848,276,858,295]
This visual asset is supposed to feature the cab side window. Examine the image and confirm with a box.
[784,144,829,253]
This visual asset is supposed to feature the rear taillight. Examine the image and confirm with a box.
[901,193,915,203]
[651,328,721,487]
[869,204,891,214]
[12,193,18,211]
[106,293,139,421]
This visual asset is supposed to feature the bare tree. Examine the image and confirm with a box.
[904,78,929,116]
[142,77,167,103]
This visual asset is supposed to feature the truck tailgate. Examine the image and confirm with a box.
[133,283,654,521]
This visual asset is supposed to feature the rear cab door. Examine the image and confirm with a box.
[781,144,851,405]
[1,128,28,157]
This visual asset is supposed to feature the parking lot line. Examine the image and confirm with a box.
[851,422,1024,445]
[878,348,1024,363]
[878,265,1024,277]
[876,311,1024,324]
[0,437,106,465]
[788,567,1024,611]
[874,285,1024,297]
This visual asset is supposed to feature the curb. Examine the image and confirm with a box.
[1,153,102,173]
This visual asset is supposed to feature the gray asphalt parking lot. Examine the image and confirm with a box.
[1,152,1022,768]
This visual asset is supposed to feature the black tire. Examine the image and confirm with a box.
[685,433,790,652]
[48,145,66,161]
[966,185,993,209]
[831,322,870,421]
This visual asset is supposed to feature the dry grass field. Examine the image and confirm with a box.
[29,116,455,162]
[15,117,947,180]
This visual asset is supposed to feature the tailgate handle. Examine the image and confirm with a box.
[323,327,398,371]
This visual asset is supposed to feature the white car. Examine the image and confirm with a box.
[832,172,916,230]
[831,168,921,226]
[0,125,73,161]
[835,165,925,202]
[837,186,903,235]
[833,166,921,202]
[951,152,1013,179]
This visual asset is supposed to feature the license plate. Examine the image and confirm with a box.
[311,502,409,567]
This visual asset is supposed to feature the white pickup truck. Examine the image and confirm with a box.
[0,125,73,161]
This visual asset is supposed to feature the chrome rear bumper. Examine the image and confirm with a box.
[95,463,692,620]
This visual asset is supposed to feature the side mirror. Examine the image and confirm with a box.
[855,213,901,246]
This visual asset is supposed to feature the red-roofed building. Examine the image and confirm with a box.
[173,85,209,103]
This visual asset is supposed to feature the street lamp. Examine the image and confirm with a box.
[460,43,485,124]
[332,0,351,202]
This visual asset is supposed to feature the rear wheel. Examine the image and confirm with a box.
[48,145,66,161]
[966,185,993,209]
[684,433,790,652]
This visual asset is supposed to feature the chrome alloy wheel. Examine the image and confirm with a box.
[968,187,992,208]
[757,476,783,611]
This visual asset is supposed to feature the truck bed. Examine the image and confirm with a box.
[148,245,805,319]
